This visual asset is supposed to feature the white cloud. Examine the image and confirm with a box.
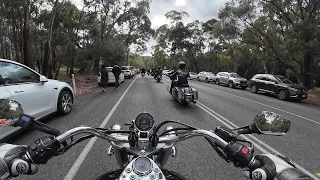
[175,0,187,7]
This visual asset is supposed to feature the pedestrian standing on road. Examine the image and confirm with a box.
[100,64,109,92]
[112,63,121,90]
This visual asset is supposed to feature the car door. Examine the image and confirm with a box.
[0,61,56,120]
[259,75,271,92]
[265,75,278,93]
[221,73,227,84]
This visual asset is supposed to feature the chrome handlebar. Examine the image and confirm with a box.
[55,127,228,149]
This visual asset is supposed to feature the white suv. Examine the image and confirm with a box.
[0,59,74,139]
[121,66,134,79]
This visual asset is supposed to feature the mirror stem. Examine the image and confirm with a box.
[233,126,252,134]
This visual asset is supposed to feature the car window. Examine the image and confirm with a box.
[274,75,292,84]
[121,67,128,70]
[0,61,39,84]
[229,73,241,78]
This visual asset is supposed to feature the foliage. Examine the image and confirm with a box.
[0,0,153,78]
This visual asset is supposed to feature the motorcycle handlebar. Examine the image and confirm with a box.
[55,127,229,149]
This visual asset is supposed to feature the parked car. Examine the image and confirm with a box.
[248,74,308,101]
[197,72,216,83]
[215,72,248,89]
[163,70,172,76]
[0,59,74,140]
[121,66,134,79]
[97,67,125,86]
[188,72,198,80]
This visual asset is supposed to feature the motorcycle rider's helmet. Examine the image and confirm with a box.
[179,61,186,69]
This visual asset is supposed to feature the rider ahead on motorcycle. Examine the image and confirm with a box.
[169,61,190,94]
[155,66,162,78]
[141,68,146,74]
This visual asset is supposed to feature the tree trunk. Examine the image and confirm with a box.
[23,0,30,66]
[52,47,56,73]
[42,42,50,77]
[303,51,313,89]
[70,48,75,77]
[54,61,62,80]
[93,59,99,75]
[12,23,21,62]
[42,0,60,78]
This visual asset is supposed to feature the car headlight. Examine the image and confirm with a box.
[289,87,298,92]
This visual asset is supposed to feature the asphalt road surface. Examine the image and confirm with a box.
[9,74,320,180]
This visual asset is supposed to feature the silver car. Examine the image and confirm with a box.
[215,72,248,89]
[197,72,216,83]
[188,72,198,80]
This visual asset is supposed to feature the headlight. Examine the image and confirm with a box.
[289,87,298,92]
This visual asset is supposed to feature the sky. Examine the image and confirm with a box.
[142,0,229,56]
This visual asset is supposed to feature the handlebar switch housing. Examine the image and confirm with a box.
[27,136,60,164]
[224,141,253,168]
[215,126,237,142]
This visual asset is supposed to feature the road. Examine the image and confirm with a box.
[9,74,320,180]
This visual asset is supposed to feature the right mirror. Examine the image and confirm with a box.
[252,111,291,136]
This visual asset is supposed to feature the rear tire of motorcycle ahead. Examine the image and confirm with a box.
[182,101,189,106]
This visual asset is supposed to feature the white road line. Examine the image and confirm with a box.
[189,81,320,125]
[64,76,138,180]
[196,101,319,180]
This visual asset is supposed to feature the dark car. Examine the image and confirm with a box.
[248,74,308,101]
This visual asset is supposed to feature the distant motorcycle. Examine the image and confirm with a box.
[156,74,162,82]
[167,78,198,106]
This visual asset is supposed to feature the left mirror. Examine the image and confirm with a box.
[0,99,24,126]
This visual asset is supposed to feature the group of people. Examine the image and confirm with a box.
[100,63,121,92]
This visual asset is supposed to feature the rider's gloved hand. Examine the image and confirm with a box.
[0,143,38,179]
[247,154,313,180]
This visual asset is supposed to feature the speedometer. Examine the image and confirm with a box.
[134,112,154,132]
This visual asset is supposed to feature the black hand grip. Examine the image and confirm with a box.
[27,136,61,164]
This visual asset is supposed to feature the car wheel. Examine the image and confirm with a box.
[57,90,73,115]
[277,90,288,100]
[197,77,200,81]
[241,86,247,90]
[250,85,257,93]
[228,81,235,88]
[205,78,208,83]
[215,79,219,85]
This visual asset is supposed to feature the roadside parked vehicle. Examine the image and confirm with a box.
[197,72,216,83]
[121,66,134,79]
[248,74,308,101]
[188,72,198,80]
[97,67,124,86]
[0,59,74,140]
[216,72,248,89]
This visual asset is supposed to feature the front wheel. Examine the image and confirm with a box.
[250,85,257,93]
[57,90,73,115]
[277,90,288,100]
[241,86,247,90]
[228,81,235,88]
